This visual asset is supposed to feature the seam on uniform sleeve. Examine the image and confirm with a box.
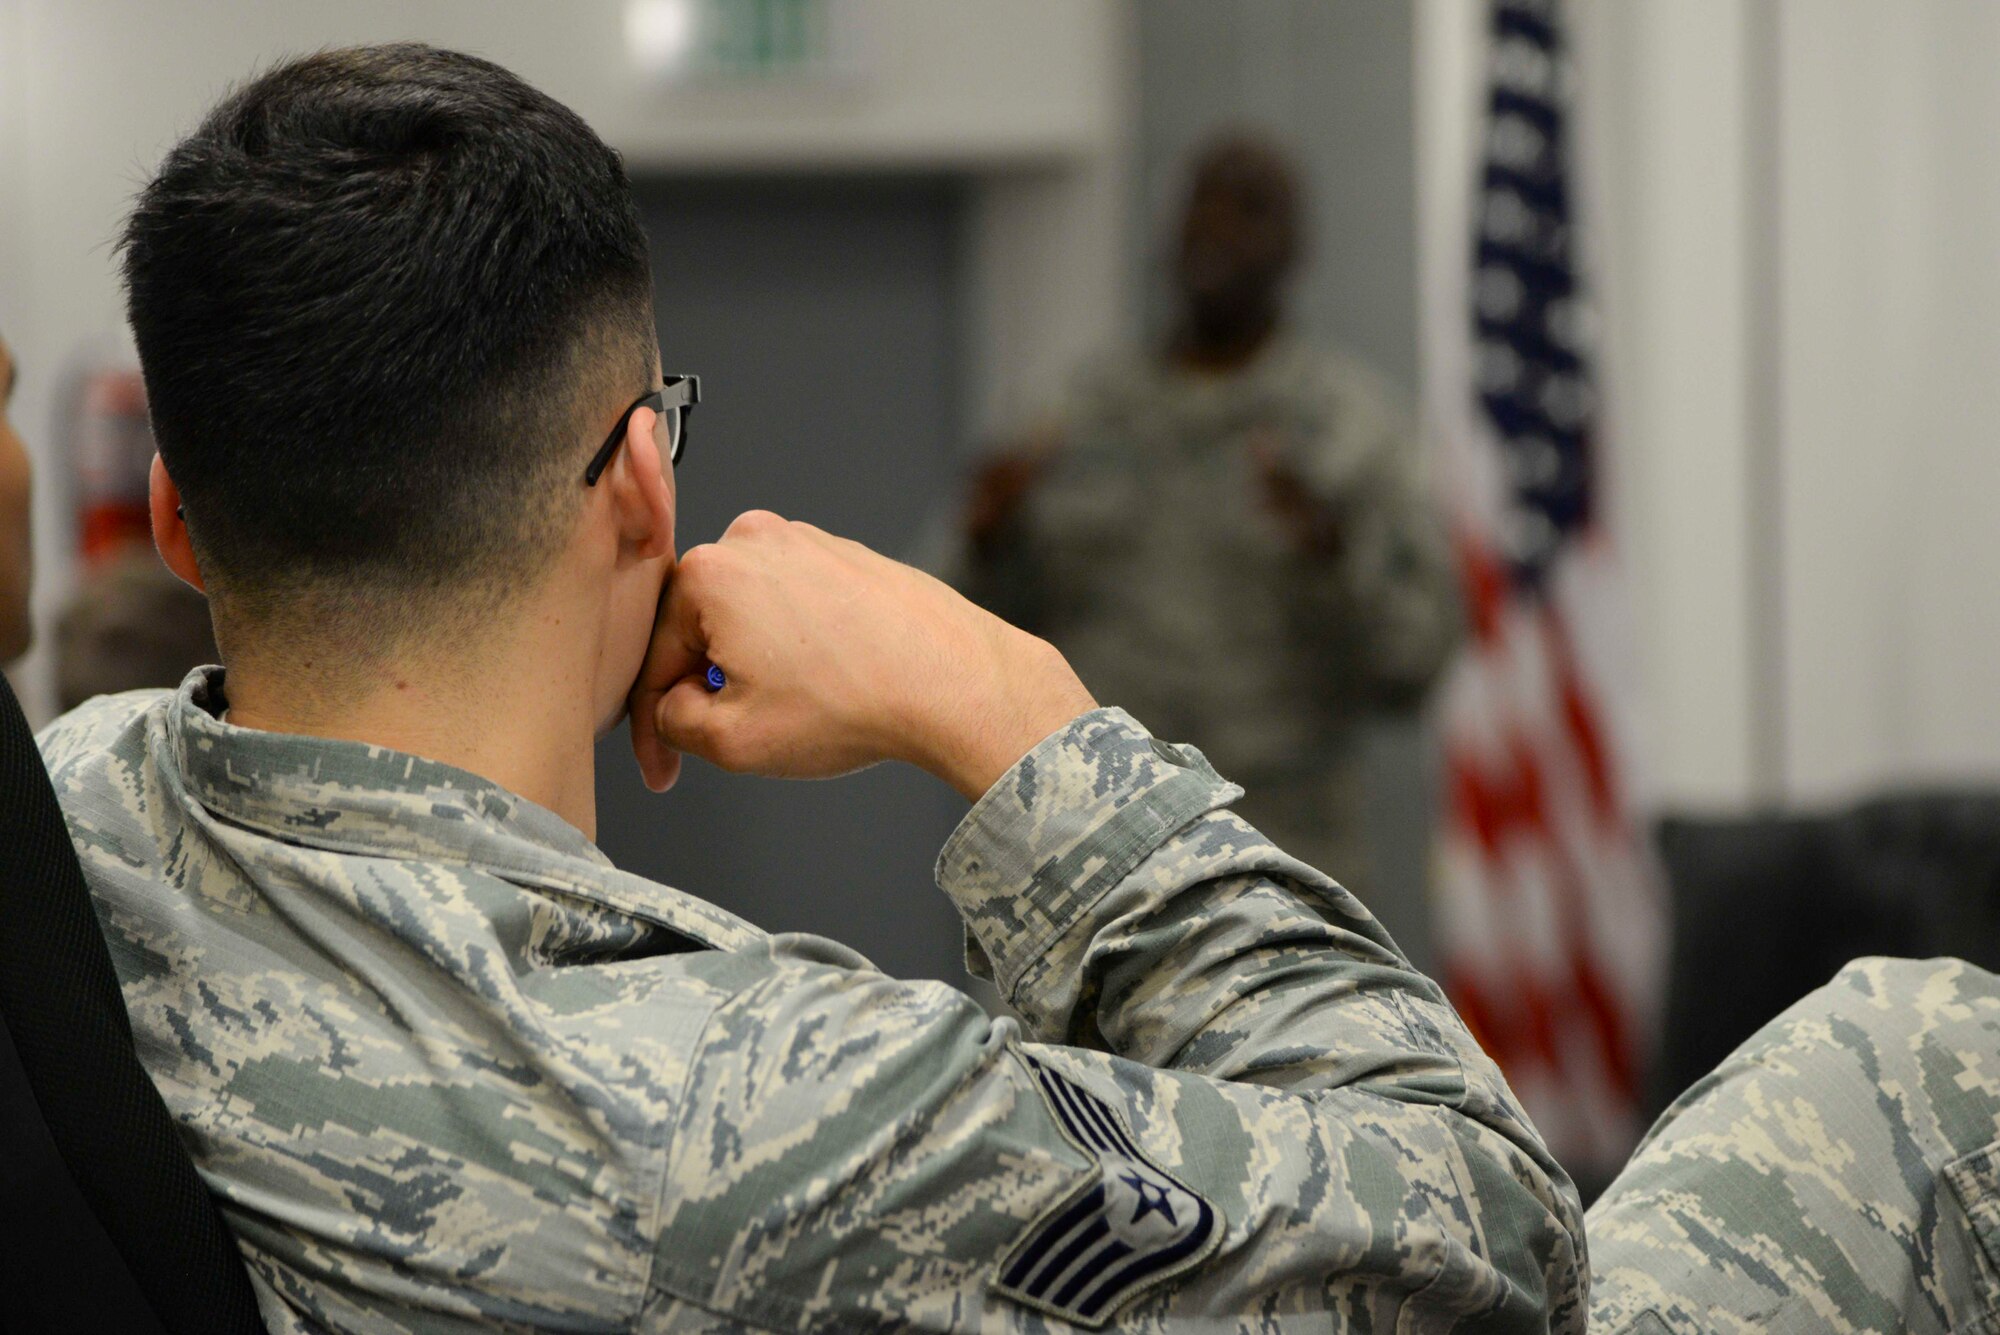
[996,769,1235,1005]
[638,1276,790,1332]
[935,710,1242,1000]
[1945,1136,2000,1311]
[1394,990,1471,1110]
[638,991,731,1327]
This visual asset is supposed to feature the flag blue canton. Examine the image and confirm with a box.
[1475,0,1597,587]
[992,1054,1221,1328]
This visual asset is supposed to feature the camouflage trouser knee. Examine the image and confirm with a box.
[1586,956,2000,1335]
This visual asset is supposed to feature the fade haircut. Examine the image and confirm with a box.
[120,44,656,637]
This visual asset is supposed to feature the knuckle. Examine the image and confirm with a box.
[676,543,720,583]
[726,508,786,541]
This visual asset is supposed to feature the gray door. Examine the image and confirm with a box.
[592,176,973,985]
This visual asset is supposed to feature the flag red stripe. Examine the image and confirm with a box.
[1455,526,1509,647]
[1542,604,1620,825]
[1442,583,1643,1108]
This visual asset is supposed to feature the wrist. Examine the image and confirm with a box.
[916,630,1095,801]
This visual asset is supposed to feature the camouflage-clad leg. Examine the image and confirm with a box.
[1587,956,2000,1334]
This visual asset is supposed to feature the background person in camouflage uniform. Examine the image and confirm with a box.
[1587,954,2000,1334]
[54,544,219,710]
[36,46,1583,1333]
[949,137,1460,911]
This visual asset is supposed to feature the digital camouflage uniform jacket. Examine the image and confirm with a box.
[40,668,1581,1333]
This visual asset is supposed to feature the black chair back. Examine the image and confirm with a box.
[0,676,266,1334]
[1652,793,2000,1119]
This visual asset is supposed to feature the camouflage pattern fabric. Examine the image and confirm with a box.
[947,339,1461,894]
[1588,955,2000,1334]
[40,667,1579,1332]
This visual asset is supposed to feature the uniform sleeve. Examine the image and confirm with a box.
[642,710,1584,1333]
[1293,371,1463,711]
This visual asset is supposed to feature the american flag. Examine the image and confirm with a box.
[1431,0,1665,1179]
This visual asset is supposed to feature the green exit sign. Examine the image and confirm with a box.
[626,0,860,82]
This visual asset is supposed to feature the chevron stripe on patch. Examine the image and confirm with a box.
[994,1052,1223,1328]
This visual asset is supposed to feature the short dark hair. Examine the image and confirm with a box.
[121,44,655,631]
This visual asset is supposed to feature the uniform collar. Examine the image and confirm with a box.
[1090,335,1315,445]
[163,666,761,950]
[1156,329,1306,397]
[168,665,605,867]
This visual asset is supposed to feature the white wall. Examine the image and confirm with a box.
[0,0,1132,719]
[1773,0,2000,800]
[1420,0,2000,813]
[1575,0,1763,809]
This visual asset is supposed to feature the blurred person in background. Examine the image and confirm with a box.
[54,545,217,711]
[53,357,220,709]
[949,134,1460,916]
[0,336,31,666]
[1,329,216,701]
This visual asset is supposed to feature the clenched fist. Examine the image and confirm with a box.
[629,511,1096,801]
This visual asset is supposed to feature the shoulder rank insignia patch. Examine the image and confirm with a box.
[995,1052,1223,1327]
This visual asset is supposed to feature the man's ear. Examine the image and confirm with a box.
[605,406,675,563]
[149,454,206,593]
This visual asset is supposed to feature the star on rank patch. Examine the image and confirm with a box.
[995,1052,1222,1327]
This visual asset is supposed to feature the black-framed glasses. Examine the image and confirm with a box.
[585,374,700,485]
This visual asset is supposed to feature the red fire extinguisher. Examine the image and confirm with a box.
[73,365,154,567]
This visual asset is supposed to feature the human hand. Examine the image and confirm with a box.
[1250,432,1344,557]
[629,510,1096,801]
[964,427,1062,554]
